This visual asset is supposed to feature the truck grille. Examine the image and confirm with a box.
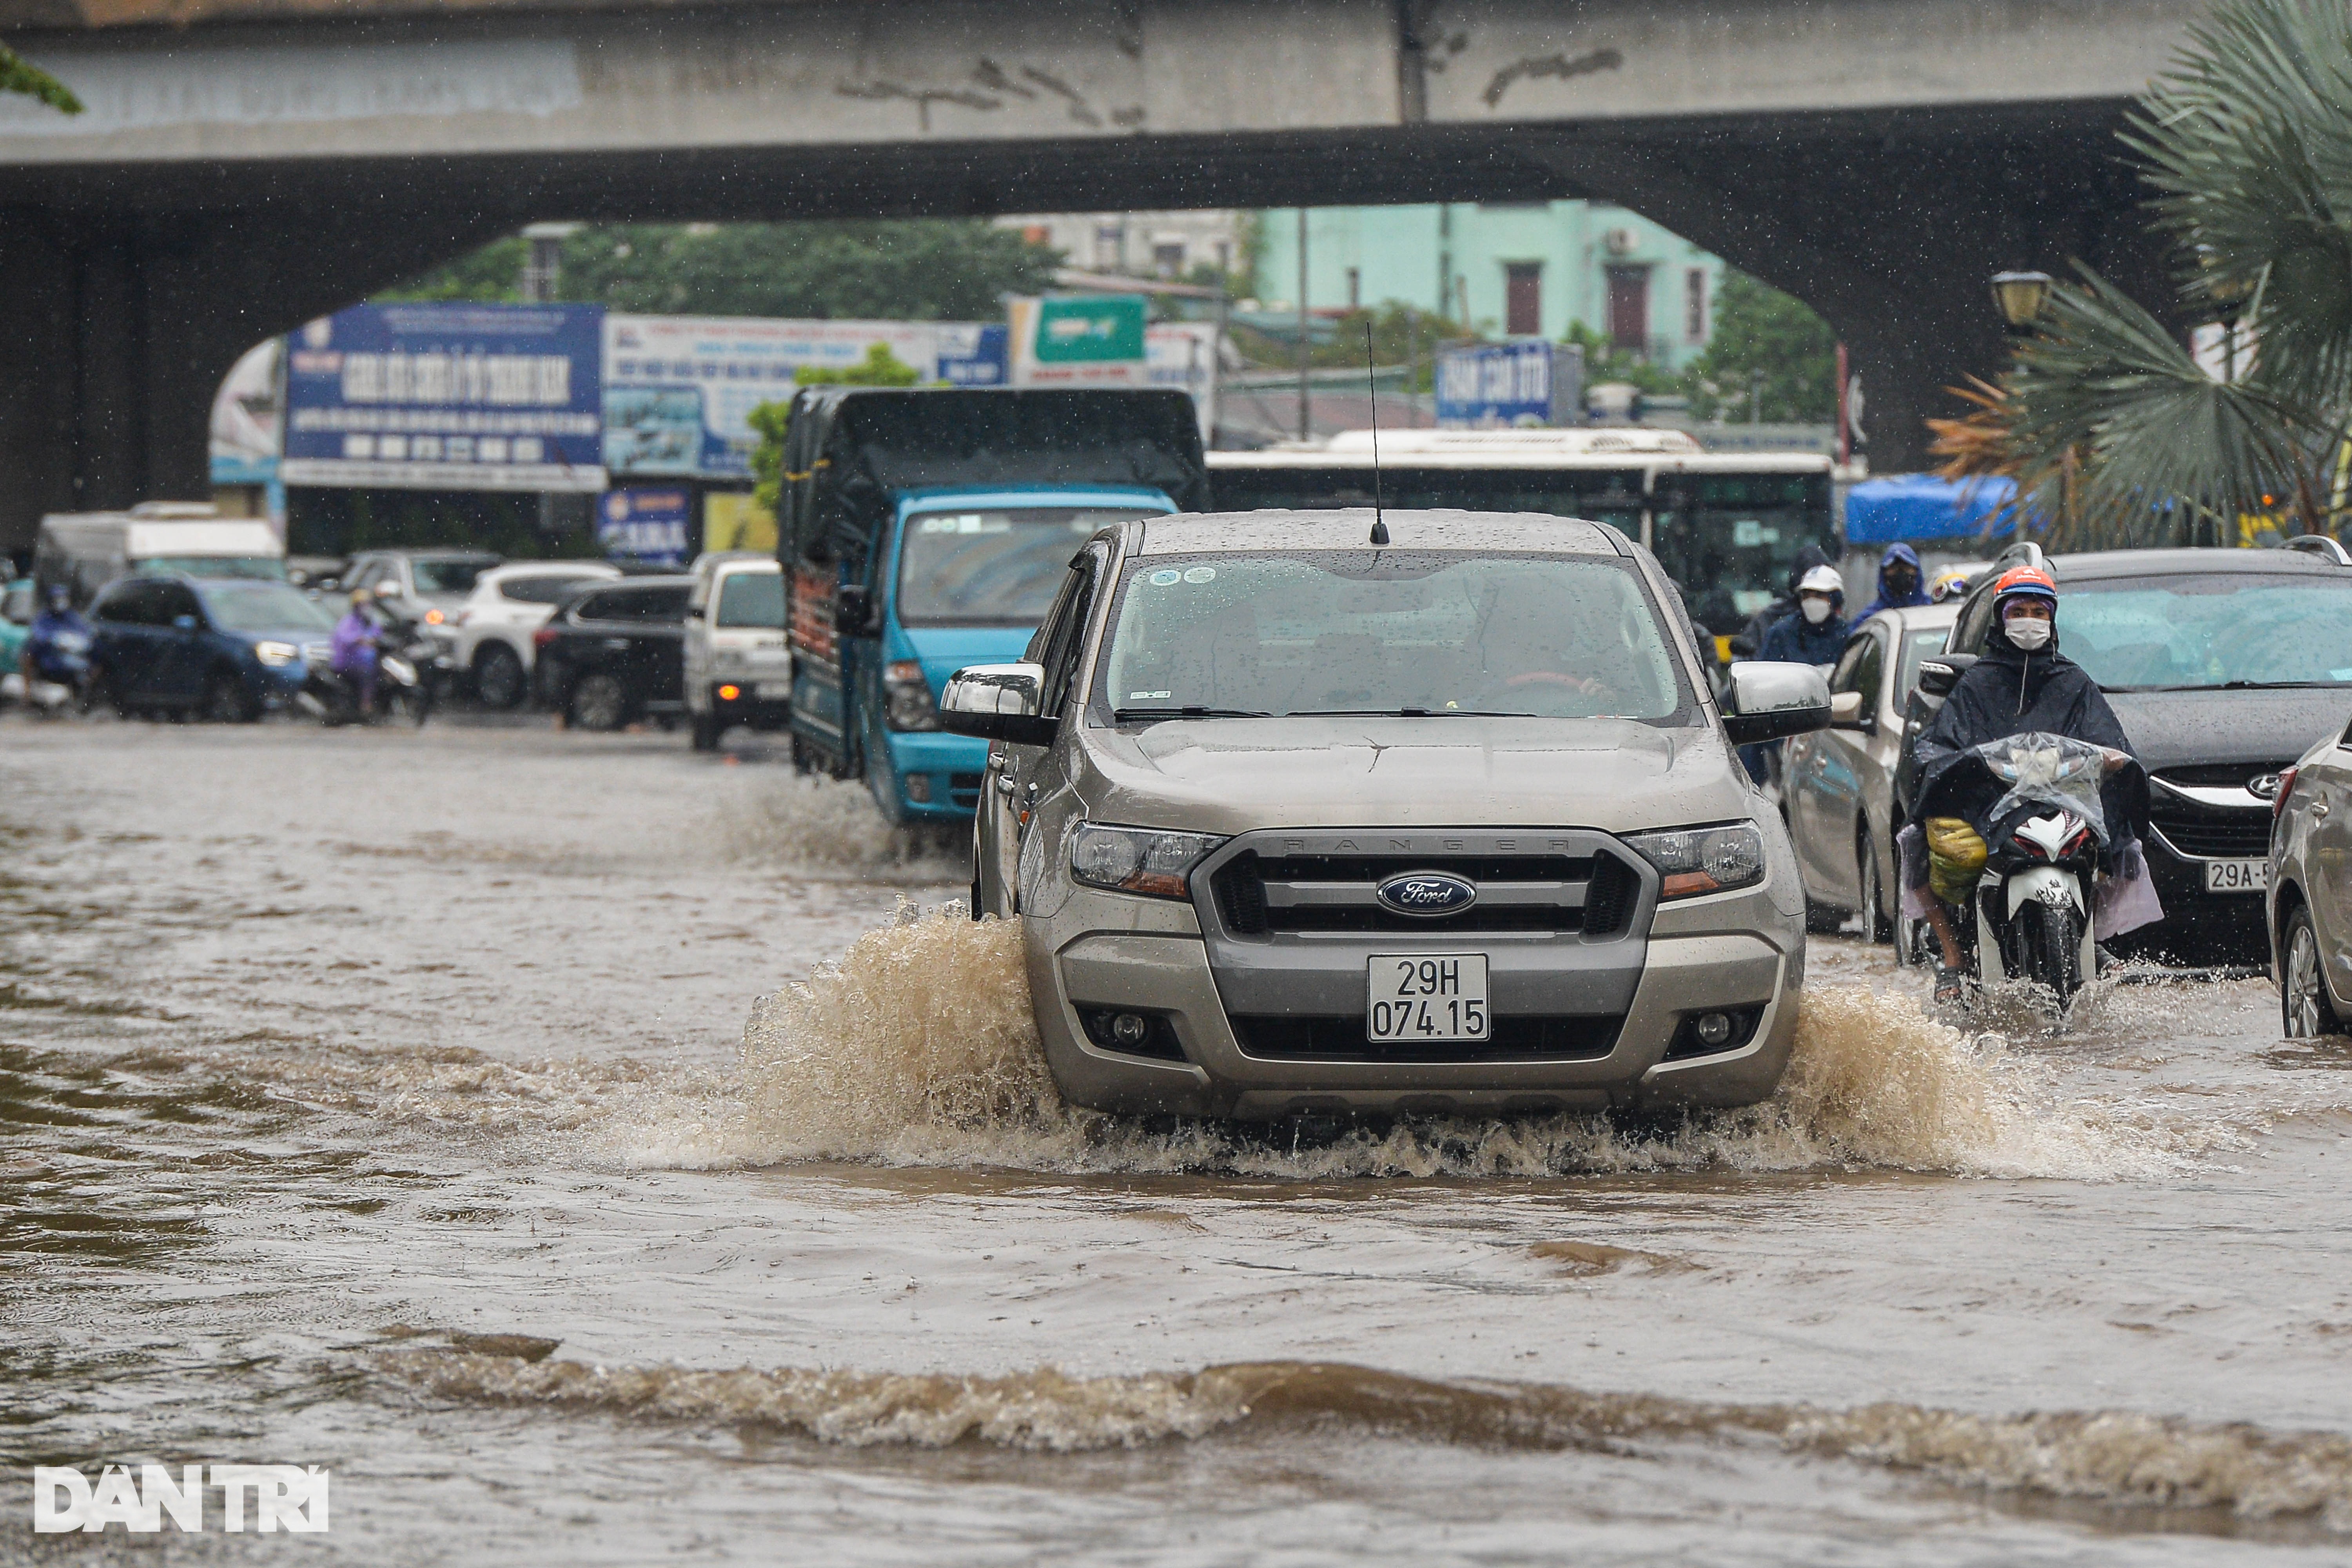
[1227,1013,1624,1063]
[1210,850,1637,938]
[2149,811,2271,859]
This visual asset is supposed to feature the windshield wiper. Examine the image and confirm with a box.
[1283,708,1539,718]
[2131,679,2344,692]
[1112,706,1274,722]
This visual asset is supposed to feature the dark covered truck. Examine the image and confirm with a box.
[777,387,1209,824]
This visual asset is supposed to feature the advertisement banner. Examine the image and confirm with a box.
[703,492,777,555]
[282,304,606,491]
[1143,323,1219,442]
[597,486,693,567]
[603,316,938,480]
[934,323,1010,388]
[1008,295,1149,387]
[1434,341,1584,428]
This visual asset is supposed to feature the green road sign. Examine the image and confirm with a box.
[1031,296,1147,363]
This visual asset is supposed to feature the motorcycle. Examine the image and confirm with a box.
[1918,733,2147,1011]
[297,615,449,728]
[23,626,96,715]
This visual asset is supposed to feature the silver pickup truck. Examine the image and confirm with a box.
[943,508,1832,1122]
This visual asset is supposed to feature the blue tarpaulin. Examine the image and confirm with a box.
[1844,473,2019,545]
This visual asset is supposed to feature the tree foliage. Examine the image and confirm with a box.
[1,44,82,113]
[386,221,1060,320]
[1998,0,2352,545]
[747,343,924,519]
[1679,272,1838,421]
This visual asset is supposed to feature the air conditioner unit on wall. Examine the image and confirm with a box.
[1602,228,1638,256]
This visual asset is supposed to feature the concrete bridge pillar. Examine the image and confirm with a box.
[0,206,512,548]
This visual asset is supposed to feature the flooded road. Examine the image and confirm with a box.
[5,717,2351,1563]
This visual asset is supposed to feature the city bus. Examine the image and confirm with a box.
[1206,429,1837,661]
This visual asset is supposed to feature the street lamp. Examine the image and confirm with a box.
[1989,271,2054,336]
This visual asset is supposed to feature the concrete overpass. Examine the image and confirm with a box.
[0,0,2208,547]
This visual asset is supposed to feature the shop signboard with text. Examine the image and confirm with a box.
[1008,295,1149,387]
[281,304,606,491]
[603,315,938,480]
[1434,341,1584,428]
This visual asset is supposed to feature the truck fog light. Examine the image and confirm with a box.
[904,773,933,803]
[1695,1011,1733,1046]
[1110,1013,1149,1047]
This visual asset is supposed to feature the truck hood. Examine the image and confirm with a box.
[1074,716,1751,836]
[2109,688,2352,773]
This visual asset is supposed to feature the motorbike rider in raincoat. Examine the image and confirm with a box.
[25,584,95,701]
[1733,564,1850,785]
[330,588,381,717]
[1855,543,1931,621]
[1903,564,2154,1003]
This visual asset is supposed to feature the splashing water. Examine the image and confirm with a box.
[718,773,966,879]
[623,909,2213,1180]
[379,1351,2352,1530]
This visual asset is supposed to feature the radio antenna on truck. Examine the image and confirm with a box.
[1365,321,1389,546]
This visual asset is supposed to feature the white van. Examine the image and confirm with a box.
[35,504,285,606]
[684,553,788,750]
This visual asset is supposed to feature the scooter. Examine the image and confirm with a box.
[296,617,446,728]
[1925,734,2144,1013]
[22,628,95,716]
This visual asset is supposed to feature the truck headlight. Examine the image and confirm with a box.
[1624,823,1766,900]
[884,659,942,731]
[1070,823,1228,900]
[254,641,299,668]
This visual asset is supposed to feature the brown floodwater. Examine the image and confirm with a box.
[4,717,2350,1563]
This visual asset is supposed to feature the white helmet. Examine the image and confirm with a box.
[1797,565,1845,598]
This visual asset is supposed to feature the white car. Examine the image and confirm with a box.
[445,561,621,709]
[683,553,789,750]
[2270,711,2352,1037]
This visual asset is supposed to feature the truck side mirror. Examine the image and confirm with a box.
[940,662,1058,747]
[1915,653,1978,698]
[835,584,876,636]
[1829,690,1871,731]
[1721,661,1831,746]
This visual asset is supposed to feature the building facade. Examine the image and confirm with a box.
[998,211,1245,281]
[1252,203,1725,372]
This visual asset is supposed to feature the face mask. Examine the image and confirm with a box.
[1801,597,1833,625]
[2005,616,2052,650]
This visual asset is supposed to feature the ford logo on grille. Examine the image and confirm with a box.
[1375,871,1478,918]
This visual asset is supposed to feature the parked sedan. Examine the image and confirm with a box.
[445,560,621,708]
[2270,712,2352,1036]
[1780,601,1958,942]
[1900,543,2352,965]
[88,574,337,720]
[533,576,693,730]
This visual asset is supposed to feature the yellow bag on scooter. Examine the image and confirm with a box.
[1924,817,1987,907]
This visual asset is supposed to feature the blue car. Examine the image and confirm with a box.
[89,573,338,721]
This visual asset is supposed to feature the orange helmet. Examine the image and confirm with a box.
[1990,564,2059,609]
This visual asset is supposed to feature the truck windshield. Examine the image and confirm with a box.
[897,508,1157,626]
[1094,551,1691,722]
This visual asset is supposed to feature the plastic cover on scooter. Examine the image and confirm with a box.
[1972,733,2112,846]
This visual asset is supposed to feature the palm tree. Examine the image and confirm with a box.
[2,45,82,114]
[1995,0,2352,548]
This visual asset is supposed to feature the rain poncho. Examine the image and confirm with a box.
[1856,543,1930,621]
[1757,605,1849,664]
[330,609,379,675]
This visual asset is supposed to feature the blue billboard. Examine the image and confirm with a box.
[597,486,693,567]
[935,323,1011,387]
[1434,341,1584,428]
[282,303,607,492]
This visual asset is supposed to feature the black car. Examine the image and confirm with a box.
[532,576,693,731]
[1900,542,2352,964]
